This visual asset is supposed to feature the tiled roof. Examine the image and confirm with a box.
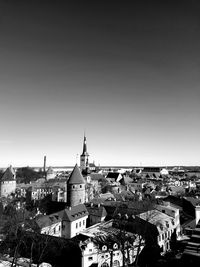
[59,204,88,222]
[1,166,15,181]
[36,204,89,228]
[36,214,61,229]
[89,163,96,167]
[67,164,85,184]
[86,204,107,218]
[106,172,121,179]
[138,209,175,233]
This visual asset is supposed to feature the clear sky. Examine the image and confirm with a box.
[0,0,200,167]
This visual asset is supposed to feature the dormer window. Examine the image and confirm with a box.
[102,245,107,251]
[113,243,118,249]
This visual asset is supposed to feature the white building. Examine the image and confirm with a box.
[75,220,144,267]
[155,203,181,238]
[35,204,89,239]
[138,209,179,254]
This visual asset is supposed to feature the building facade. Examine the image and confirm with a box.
[75,220,144,267]
[35,204,89,239]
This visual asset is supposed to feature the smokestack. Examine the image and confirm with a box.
[43,155,47,179]
[44,155,46,172]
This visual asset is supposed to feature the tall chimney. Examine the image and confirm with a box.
[43,155,47,179]
[44,155,46,172]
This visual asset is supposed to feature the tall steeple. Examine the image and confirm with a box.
[81,133,89,157]
[80,133,89,172]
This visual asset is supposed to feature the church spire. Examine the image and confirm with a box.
[80,133,89,172]
[81,133,89,156]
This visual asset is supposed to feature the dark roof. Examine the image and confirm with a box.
[67,164,85,184]
[36,204,89,227]
[35,213,61,229]
[86,204,107,218]
[184,197,200,207]
[90,173,105,181]
[1,166,15,181]
[163,195,183,208]
[106,172,121,179]
[89,163,96,167]
[59,204,89,222]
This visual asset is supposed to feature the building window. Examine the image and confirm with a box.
[76,223,78,228]
[88,257,93,261]
[113,243,118,249]
[80,185,82,188]
[83,220,85,225]
[89,249,92,252]
[79,221,81,227]
[168,230,170,238]
[113,260,120,267]
[102,245,107,251]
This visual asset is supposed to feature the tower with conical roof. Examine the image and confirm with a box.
[67,164,86,207]
[0,165,16,197]
[80,134,89,172]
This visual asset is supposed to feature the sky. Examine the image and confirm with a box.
[0,0,200,167]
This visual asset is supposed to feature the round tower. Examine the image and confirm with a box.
[0,165,16,197]
[67,164,86,207]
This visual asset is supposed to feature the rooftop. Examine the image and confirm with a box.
[78,220,134,239]
[138,209,175,233]
[1,166,15,182]
[67,164,85,185]
[36,204,89,228]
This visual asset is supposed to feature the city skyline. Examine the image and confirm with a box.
[0,1,200,167]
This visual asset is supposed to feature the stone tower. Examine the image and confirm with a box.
[67,164,86,207]
[80,134,89,172]
[0,165,16,197]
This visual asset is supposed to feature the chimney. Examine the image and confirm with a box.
[43,155,46,172]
